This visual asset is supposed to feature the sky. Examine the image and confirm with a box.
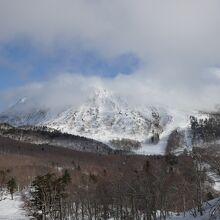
[1,0,220,111]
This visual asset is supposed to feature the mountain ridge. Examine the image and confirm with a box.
[0,88,196,154]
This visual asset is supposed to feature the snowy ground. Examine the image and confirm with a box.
[209,171,220,192]
[0,194,219,220]
[168,198,220,220]
[0,193,28,220]
[135,142,166,155]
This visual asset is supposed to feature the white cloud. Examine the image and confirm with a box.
[1,0,220,111]
[1,70,220,112]
[1,0,220,63]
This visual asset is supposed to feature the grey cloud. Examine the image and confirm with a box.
[0,0,220,63]
[1,1,220,111]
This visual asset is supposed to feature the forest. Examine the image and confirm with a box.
[0,134,219,219]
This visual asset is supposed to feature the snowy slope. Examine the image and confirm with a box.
[0,98,59,127]
[135,108,191,155]
[0,88,195,154]
[46,88,172,143]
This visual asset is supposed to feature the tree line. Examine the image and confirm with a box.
[25,154,215,220]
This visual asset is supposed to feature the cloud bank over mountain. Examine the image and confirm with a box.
[1,0,220,111]
[1,70,220,112]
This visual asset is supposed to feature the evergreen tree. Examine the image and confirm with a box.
[7,178,17,200]
[29,172,71,219]
[62,169,71,184]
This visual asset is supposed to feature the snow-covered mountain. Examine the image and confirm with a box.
[0,88,193,154]
[0,97,56,126]
[46,88,173,142]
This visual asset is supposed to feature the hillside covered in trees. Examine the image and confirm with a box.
[0,131,219,219]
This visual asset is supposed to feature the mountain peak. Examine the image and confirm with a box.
[88,87,113,102]
[92,87,111,97]
[17,97,27,104]
[85,87,122,111]
[9,97,28,110]
[0,87,189,155]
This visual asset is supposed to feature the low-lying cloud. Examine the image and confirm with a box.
[1,69,220,112]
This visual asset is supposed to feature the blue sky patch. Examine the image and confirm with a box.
[0,39,140,90]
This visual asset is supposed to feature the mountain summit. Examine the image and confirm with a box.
[46,88,172,142]
[0,88,191,154]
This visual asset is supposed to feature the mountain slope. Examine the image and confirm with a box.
[0,123,113,154]
[46,88,172,143]
[0,98,57,126]
[0,88,194,154]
